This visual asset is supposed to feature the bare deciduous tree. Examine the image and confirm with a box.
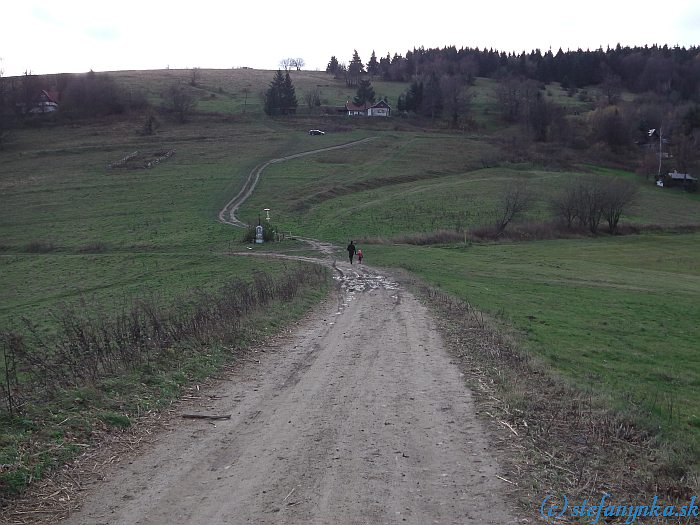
[551,175,636,234]
[601,179,637,234]
[550,180,581,229]
[494,182,531,235]
[579,177,606,233]
[636,150,659,180]
[599,73,623,105]
[304,87,321,111]
[142,112,159,135]
[166,84,197,123]
[189,67,201,87]
[495,76,538,123]
[669,132,698,174]
[590,106,631,152]
[441,76,472,129]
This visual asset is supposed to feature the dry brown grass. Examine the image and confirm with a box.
[360,221,700,246]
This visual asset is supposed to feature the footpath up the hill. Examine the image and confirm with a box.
[60,262,519,524]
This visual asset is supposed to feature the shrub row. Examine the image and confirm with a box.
[0,264,328,417]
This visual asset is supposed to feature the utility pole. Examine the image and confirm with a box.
[657,126,663,179]
[649,127,663,179]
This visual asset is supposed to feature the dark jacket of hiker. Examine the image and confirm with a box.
[347,241,356,263]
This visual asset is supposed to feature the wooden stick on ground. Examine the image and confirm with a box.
[181,414,232,421]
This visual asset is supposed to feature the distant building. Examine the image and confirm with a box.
[658,170,697,191]
[344,100,391,117]
[345,100,367,116]
[367,100,391,117]
[17,90,60,114]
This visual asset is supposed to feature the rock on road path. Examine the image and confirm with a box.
[61,263,518,525]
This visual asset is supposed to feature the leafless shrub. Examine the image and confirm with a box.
[165,84,197,123]
[1,265,328,414]
[1,332,22,417]
[493,182,531,235]
[601,178,637,234]
[471,220,585,242]
[304,88,321,111]
[24,240,56,253]
[551,175,636,234]
[78,242,108,253]
[550,179,581,229]
[390,230,466,245]
[141,113,159,136]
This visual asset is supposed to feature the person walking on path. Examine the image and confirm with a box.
[357,248,363,264]
[347,240,356,264]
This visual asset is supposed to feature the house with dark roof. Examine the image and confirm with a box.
[344,100,391,117]
[658,170,697,191]
[367,100,390,117]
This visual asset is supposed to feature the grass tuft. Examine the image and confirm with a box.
[23,241,57,253]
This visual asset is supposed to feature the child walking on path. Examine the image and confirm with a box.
[357,248,363,264]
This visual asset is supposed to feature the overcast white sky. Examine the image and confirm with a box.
[1,0,698,77]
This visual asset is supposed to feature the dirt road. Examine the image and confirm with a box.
[218,138,376,228]
[61,262,518,524]
[59,142,520,524]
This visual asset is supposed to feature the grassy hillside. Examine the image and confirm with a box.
[238,133,700,242]
[110,68,411,116]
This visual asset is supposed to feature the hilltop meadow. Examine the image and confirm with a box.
[1,64,699,511]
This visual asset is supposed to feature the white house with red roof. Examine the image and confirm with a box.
[24,90,60,114]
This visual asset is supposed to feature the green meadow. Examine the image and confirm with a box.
[367,237,700,453]
[238,133,700,242]
[0,118,366,327]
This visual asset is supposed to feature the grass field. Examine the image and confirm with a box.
[0,116,371,326]
[362,237,700,458]
[110,69,411,117]
[238,132,700,243]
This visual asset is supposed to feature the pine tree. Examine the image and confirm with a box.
[367,51,379,78]
[264,70,297,115]
[326,56,340,75]
[264,70,285,116]
[281,72,298,114]
[421,73,443,119]
[353,79,376,107]
[403,80,423,112]
[347,50,364,87]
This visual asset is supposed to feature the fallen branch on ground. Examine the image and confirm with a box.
[181,414,231,421]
